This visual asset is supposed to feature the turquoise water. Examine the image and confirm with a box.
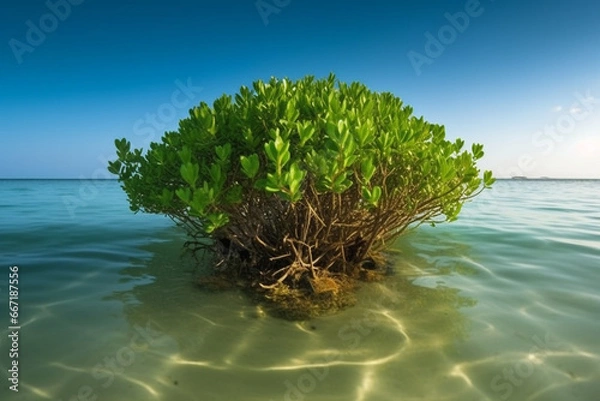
[1,179,599,400]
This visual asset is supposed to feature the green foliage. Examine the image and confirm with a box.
[109,74,494,315]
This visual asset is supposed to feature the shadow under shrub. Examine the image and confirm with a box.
[109,74,494,319]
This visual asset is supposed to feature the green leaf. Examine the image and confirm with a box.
[274,133,288,153]
[209,164,223,187]
[178,146,193,164]
[454,138,464,152]
[356,123,370,146]
[471,143,484,159]
[371,186,382,204]
[331,173,351,193]
[107,160,122,175]
[326,120,337,138]
[337,119,346,136]
[278,148,291,169]
[205,213,229,233]
[362,185,381,206]
[265,173,281,192]
[285,101,299,122]
[215,144,231,162]
[190,185,213,214]
[298,122,316,146]
[264,141,278,163]
[115,139,131,159]
[483,170,495,187]
[360,157,376,182]
[175,188,191,203]
[361,187,372,201]
[240,154,260,179]
[192,106,201,119]
[285,162,306,201]
[180,162,199,187]
[116,138,130,153]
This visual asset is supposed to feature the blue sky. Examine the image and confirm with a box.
[1,0,599,178]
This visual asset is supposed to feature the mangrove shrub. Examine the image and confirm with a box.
[109,74,494,317]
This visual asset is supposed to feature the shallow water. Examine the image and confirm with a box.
[1,179,599,400]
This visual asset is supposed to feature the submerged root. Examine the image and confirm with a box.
[193,228,392,320]
[198,259,386,320]
[260,275,356,320]
[308,273,340,294]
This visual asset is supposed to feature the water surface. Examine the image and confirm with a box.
[0,179,599,400]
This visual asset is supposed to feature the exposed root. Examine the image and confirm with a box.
[195,243,389,320]
[187,179,405,320]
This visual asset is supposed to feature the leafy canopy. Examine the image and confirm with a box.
[110,74,492,233]
[109,74,493,316]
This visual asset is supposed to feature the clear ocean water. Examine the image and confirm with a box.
[1,179,599,401]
